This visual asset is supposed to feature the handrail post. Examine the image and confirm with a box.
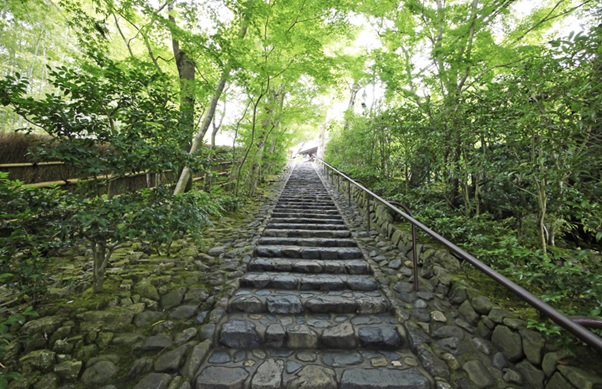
[411,224,419,291]
[365,192,371,231]
[347,180,351,205]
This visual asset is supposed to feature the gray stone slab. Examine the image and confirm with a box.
[251,359,284,389]
[133,372,172,389]
[219,319,262,348]
[196,366,249,389]
[287,365,337,389]
[267,295,303,314]
[340,368,431,389]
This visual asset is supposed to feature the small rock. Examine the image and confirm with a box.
[322,352,363,367]
[557,365,602,389]
[287,325,318,349]
[81,361,118,386]
[127,358,153,380]
[341,368,430,389]
[168,305,197,320]
[53,360,82,380]
[196,366,248,389]
[220,320,262,348]
[370,357,388,367]
[431,311,447,322]
[20,349,56,372]
[154,343,194,372]
[458,300,479,325]
[358,327,402,349]
[440,353,460,370]
[175,328,198,345]
[251,359,284,389]
[181,340,211,379]
[32,373,59,389]
[463,360,494,388]
[491,325,523,362]
[288,365,337,389]
[265,324,285,348]
[546,371,576,389]
[321,322,356,349]
[134,311,164,328]
[134,281,159,300]
[208,246,226,257]
[418,347,450,379]
[502,368,523,385]
[133,372,172,389]
[22,316,64,336]
[138,334,173,351]
[432,325,464,340]
[470,296,493,315]
[160,288,186,310]
[519,328,545,366]
[516,360,545,389]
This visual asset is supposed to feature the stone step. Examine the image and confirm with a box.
[275,203,337,209]
[277,197,335,207]
[258,237,355,247]
[217,313,405,351]
[271,212,342,219]
[239,272,379,291]
[262,229,352,239]
[277,196,332,201]
[254,245,362,259]
[268,217,345,225]
[247,258,371,275]
[272,207,340,214]
[195,350,431,389]
[278,194,332,199]
[266,223,349,231]
[227,289,390,315]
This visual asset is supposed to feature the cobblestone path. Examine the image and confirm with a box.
[195,163,432,388]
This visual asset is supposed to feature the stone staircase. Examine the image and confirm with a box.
[195,163,432,388]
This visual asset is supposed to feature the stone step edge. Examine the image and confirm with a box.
[227,289,391,315]
[218,317,406,350]
[247,257,372,275]
[239,272,379,292]
[262,229,352,238]
[257,237,357,247]
[254,245,363,260]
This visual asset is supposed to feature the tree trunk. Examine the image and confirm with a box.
[169,3,196,192]
[174,16,249,195]
[92,243,108,293]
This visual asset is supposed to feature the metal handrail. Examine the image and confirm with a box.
[316,158,602,354]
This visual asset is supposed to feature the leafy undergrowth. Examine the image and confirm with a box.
[368,179,602,353]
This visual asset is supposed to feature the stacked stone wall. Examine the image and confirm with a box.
[337,179,602,389]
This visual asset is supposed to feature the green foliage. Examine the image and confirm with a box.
[1,57,199,184]
[209,186,244,213]
[0,305,37,388]
[0,172,66,301]
[59,186,221,292]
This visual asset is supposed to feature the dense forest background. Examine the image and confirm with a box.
[1,0,601,352]
[324,0,602,326]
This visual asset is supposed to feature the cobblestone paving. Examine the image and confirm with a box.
[195,162,433,388]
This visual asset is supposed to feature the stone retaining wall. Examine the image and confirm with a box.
[338,179,602,389]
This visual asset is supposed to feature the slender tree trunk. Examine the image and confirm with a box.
[168,3,196,192]
[174,14,249,195]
